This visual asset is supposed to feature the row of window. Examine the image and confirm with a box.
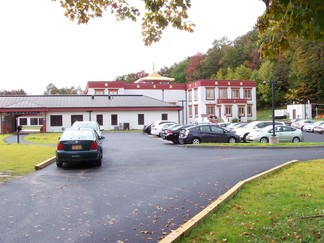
[49,113,169,127]
[188,88,252,101]
[19,117,44,126]
[95,89,118,95]
[188,105,253,118]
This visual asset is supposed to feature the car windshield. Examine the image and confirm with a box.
[61,130,95,140]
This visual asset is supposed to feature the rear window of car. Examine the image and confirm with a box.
[61,130,95,140]
[72,122,99,130]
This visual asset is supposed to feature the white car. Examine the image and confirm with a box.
[313,123,324,134]
[150,120,177,136]
[291,119,314,131]
[303,121,324,132]
[234,121,285,142]
[246,125,304,143]
[71,121,104,136]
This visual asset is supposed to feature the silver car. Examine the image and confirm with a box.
[246,125,304,143]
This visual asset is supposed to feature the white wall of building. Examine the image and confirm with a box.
[45,110,180,132]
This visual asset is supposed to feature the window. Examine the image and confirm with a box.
[225,106,232,117]
[71,115,83,126]
[30,118,38,125]
[162,114,168,120]
[138,114,144,125]
[238,106,245,117]
[39,118,44,125]
[194,105,198,117]
[50,115,62,126]
[96,114,103,126]
[188,90,192,102]
[189,105,193,118]
[247,105,253,117]
[19,118,27,125]
[244,89,252,99]
[206,88,215,100]
[108,89,118,95]
[95,89,104,95]
[206,105,215,115]
[219,88,228,98]
[194,89,198,101]
[111,114,118,126]
[231,89,240,98]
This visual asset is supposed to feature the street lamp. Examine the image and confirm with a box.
[178,99,187,125]
[263,80,282,144]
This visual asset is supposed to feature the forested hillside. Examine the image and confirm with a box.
[116,28,323,110]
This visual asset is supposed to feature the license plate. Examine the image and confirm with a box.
[72,145,82,150]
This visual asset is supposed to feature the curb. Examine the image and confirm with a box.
[34,156,56,170]
[159,159,299,243]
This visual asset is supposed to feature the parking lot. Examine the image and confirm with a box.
[0,132,324,243]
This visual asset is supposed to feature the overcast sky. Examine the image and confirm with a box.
[0,0,266,95]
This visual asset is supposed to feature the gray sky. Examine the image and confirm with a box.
[0,0,265,95]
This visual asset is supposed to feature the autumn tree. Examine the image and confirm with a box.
[257,0,324,57]
[54,0,195,45]
[115,70,148,82]
[185,53,205,81]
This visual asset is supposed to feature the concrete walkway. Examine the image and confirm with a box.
[4,134,32,144]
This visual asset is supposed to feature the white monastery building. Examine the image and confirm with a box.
[0,72,257,133]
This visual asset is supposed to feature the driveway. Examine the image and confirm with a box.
[0,132,323,242]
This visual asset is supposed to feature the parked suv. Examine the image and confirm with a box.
[179,124,240,144]
[234,121,285,142]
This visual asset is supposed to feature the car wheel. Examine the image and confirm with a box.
[301,126,305,131]
[96,152,102,166]
[56,160,63,168]
[260,137,269,143]
[242,133,249,143]
[192,138,200,144]
[292,137,300,143]
[172,140,179,144]
[228,137,237,143]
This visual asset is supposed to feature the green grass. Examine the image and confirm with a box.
[181,159,324,242]
[0,134,56,182]
[23,132,61,144]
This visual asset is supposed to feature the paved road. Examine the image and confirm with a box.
[0,132,323,243]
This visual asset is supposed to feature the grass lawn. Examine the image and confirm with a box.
[23,132,62,144]
[0,134,56,182]
[181,159,324,242]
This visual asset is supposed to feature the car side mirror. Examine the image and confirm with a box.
[99,136,105,140]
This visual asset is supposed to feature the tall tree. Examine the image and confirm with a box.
[170,60,188,83]
[43,83,82,95]
[0,89,27,96]
[285,39,324,103]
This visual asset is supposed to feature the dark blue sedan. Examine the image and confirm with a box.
[179,124,240,144]
[56,128,105,167]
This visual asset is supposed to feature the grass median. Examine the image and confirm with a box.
[181,159,324,242]
[0,134,56,183]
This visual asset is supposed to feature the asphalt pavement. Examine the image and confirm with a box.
[0,132,323,243]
